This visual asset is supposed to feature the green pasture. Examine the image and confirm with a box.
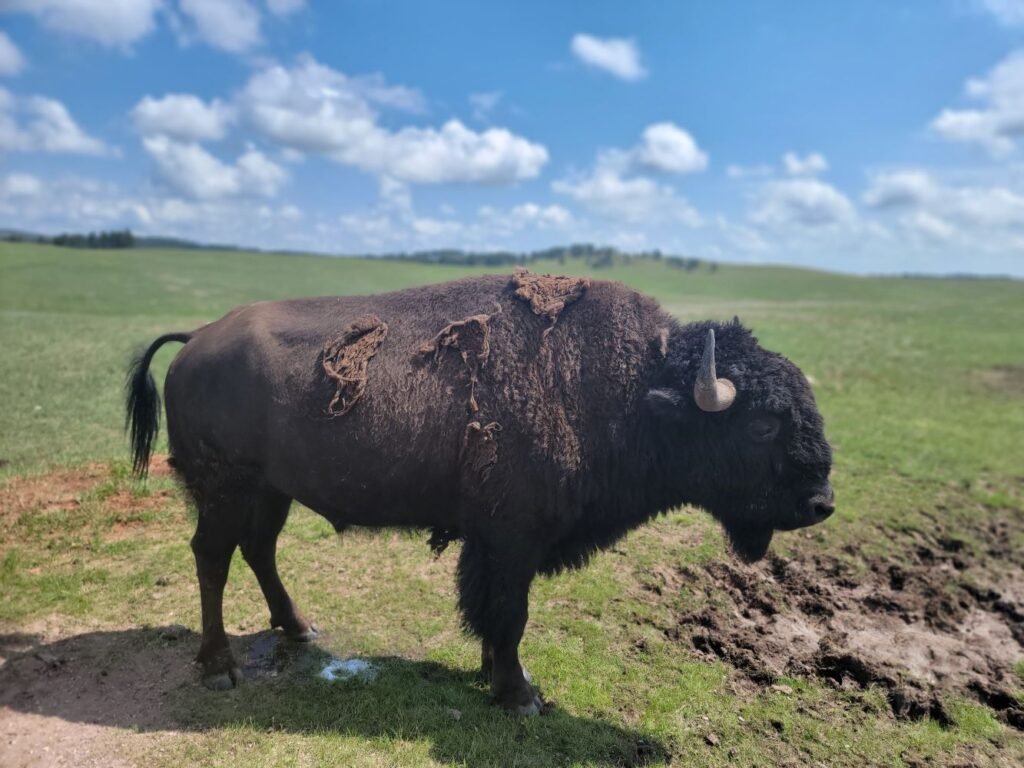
[1,242,1022,767]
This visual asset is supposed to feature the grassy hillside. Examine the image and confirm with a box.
[1,242,1022,767]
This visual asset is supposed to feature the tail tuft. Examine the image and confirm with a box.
[125,333,190,478]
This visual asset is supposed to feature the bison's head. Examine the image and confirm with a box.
[648,320,834,562]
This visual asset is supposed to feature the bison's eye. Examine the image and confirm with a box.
[747,415,781,443]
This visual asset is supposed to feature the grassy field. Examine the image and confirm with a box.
[1,242,1022,767]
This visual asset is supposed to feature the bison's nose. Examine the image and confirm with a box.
[808,486,835,523]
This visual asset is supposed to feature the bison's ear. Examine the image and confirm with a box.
[646,388,684,418]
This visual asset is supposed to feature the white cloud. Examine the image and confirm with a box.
[178,0,262,53]
[634,122,708,174]
[930,49,1024,156]
[862,169,937,208]
[974,0,1024,26]
[469,91,502,122]
[726,163,773,179]
[862,166,1024,252]
[0,87,106,154]
[751,178,855,228]
[782,151,828,176]
[554,162,701,226]
[266,0,304,15]
[0,31,26,75]
[1,0,161,48]
[131,93,234,141]
[142,135,287,199]
[0,171,43,198]
[479,202,573,230]
[570,33,647,81]
[552,124,706,225]
[240,55,547,184]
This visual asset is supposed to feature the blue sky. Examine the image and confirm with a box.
[2,0,1024,275]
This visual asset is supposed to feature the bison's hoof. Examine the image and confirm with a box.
[514,693,544,716]
[202,666,243,691]
[496,683,545,716]
[287,624,318,643]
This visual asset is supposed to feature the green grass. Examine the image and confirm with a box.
[1,242,1023,767]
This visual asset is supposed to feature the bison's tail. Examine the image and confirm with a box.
[125,332,191,478]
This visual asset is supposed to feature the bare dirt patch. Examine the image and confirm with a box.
[974,366,1024,395]
[0,625,198,767]
[0,456,177,527]
[660,511,1024,729]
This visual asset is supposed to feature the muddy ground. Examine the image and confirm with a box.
[646,505,1024,731]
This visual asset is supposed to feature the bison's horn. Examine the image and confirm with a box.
[694,328,736,413]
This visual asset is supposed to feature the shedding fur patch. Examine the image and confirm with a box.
[511,267,590,335]
[461,420,502,484]
[321,315,388,417]
[418,308,497,413]
[657,327,670,358]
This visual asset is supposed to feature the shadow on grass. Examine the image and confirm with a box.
[0,627,668,767]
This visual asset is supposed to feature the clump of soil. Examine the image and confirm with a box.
[662,512,1024,729]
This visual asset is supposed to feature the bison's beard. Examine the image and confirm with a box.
[724,525,774,563]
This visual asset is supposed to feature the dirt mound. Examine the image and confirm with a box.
[665,513,1024,729]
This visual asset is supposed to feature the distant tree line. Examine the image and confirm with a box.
[377,243,714,271]
[0,230,719,271]
[50,229,136,249]
[1,229,137,248]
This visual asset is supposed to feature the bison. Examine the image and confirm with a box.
[125,270,834,714]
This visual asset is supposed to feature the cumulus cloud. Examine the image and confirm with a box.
[142,135,287,199]
[0,171,43,198]
[469,91,502,122]
[726,163,773,179]
[266,0,304,15]
[0,87,106,154]
[554,162,701,226]
[634,123,708,174]
[930,49,1024,156]
[864,168,1024,230]
[131,93,234,141]
[0,31,26,75]
[570,33,647,81]
[973,0,1024,26]
[862,169,937,209]
[1,0,161,48]
[239,55,547,184]
[751,178,855,228]
[782,151,828,176]
[178,0,262,53]
[552,124,706,225]
[479,202,573,230]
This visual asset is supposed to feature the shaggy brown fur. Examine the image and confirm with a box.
[124,269,833,715]
[321,315,388,417]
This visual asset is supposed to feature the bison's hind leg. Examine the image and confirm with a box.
[239,487,317,642]
[184,462,314,690]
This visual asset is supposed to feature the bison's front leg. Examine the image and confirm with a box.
[458,537,543,714]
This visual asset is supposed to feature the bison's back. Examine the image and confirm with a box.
[164,273,669,530]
